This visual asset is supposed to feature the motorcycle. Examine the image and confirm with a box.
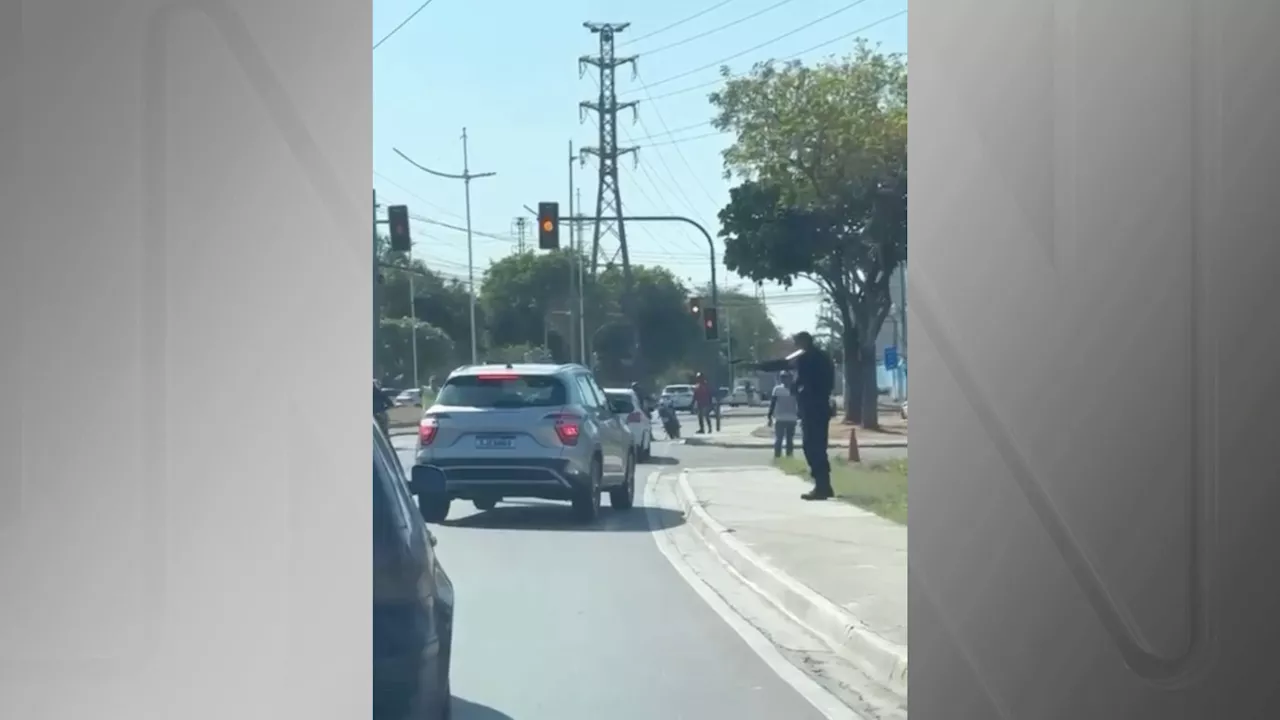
[658,404,681,440]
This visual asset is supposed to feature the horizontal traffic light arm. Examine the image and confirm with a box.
[523,207,722,316]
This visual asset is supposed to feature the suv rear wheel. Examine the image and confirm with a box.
[609,451,636,511]
[572,457,602,522]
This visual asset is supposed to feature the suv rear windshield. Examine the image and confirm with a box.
[663,385,692,394]
[604,392,635,413]
[436,374,567,408]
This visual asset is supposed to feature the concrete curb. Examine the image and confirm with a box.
[683,436,908,450]
[673,469,909,700]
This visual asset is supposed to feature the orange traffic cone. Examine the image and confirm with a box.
[847,426,860,462]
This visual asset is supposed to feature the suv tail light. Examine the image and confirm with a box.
[418,416,439,445]
[544,412,581,446]
[626,411,643,423]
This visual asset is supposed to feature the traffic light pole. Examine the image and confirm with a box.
[373,190,387,375]
[556,213,719,309]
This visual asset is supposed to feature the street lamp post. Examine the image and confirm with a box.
[394,129,497,364]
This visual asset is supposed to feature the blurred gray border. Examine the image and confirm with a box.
[912,0,1279,718]
[2,0,371,717]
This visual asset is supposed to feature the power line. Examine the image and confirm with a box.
[644,10,906,101]
[634,69,720,208]
[642,129,726,148]
[373,0,439,50]
[623,0,739,46]
[629,0,886,94]
[634,0,800,57]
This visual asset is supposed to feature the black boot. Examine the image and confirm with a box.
[801,482,834,501]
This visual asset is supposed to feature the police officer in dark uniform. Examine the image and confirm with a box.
[739,331,836,500]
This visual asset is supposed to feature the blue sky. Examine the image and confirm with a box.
[373,0,907,333]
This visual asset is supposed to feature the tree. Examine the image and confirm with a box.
[376,235,477,375]
[595,265,702,384]
[709,41,907,428]
[479,250,605,358]
[375,317,456,387]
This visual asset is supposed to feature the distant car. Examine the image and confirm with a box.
[394,388,422,407]
[604,388,653,462]
[660,384,695,412]
[725,386,753,407]
[409,363,637,523]
[373,419,455,720]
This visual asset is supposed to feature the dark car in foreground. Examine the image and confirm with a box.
[374,420,455,719]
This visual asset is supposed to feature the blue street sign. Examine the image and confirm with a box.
[884,345,899,370]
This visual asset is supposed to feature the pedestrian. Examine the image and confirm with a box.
[692,372,714,434]
[768,371,799,458]
[741,331,835,500]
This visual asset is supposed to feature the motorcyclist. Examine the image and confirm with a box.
[656,394,680,439]
[630,381,651,414]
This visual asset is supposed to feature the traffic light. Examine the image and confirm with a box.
[537,202,560,249]
[387,205,411,252]
[688,297,702,316]
[702,306,719,341]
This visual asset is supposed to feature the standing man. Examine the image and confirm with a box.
[741,331,835,500]
[692,372,714,434]
[767,371,799,458]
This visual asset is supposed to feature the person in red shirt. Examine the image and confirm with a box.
[692,373,714,434]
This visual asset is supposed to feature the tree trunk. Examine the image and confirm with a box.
[841,331,862,424]
[859,343,880,430]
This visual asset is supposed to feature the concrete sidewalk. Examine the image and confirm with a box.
[674,466,908,701]
[684,423,908,449]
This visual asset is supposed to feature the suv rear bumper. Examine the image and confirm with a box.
[410,457,591,501]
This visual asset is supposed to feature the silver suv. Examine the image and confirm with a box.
[408,363,637,523]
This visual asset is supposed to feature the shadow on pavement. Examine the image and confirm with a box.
[641,455,680,466]
[452,697,515,720]
[444,501,685,533]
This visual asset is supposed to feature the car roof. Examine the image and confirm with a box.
[447,362,588,378]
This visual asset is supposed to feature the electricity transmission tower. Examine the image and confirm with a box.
[578,23,638,279]
[578,21,641,369]
[512,217,528,253]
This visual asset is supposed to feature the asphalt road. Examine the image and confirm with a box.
[392,431,902,720]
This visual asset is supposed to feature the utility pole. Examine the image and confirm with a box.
[725,309,733,386]
[576,186,586,363]
[579,21,640,376]
[373,190,381,370]
[567,140,579,362]
[897,261,907,399]
[408,272,419,390]
[393,132,497,364]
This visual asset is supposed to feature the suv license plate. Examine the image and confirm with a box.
[475,436,514,450]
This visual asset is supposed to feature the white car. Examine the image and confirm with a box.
[725,386,753,406]
[394,388,422,407]
[660,384,695,412]
[604,388,652,461]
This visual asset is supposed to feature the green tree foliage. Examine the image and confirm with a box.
[595,265,703,383]
[376,235,475,382]
[709,41,907,427]
[479,250,605,362]
[376,317,456,387]
[375,241,789,390]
